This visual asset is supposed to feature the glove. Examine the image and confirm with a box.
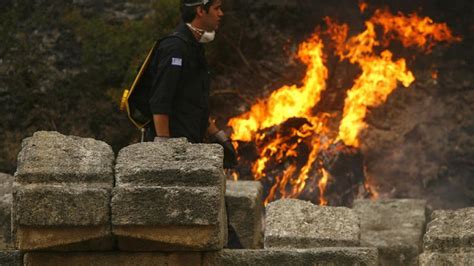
[213,130,238,169]
[154,136,170,142]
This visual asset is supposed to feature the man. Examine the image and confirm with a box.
[145,0,237,168]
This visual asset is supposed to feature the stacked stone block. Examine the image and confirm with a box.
[353,199,427,265]
[12,131,114,251]
[265,199,361,249]
[23,252,201,266]
[419,208,474,265]
[203,248,379,266]
[225,180,264,249]
[213,198,378,265]
[112,138,227,251]
[0,173,13,249]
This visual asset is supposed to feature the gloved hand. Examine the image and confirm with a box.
[213,130,238,169]
[154,136,170,142]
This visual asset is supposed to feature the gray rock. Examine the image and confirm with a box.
[112,186,221,226]
[0,250,22,266]
[265,199,360,249]
[112,141,227,251]
[115,139,224,187]
[424,208,474,252]
[419,252,474,266]
[0,173,13,248]
[353,199,427,265]
[12,185,112,251]
[226,181,263,249]
[12,132,114,251]
[203,248,378,266]
[24,251,202,266]
[13,185,110,226]
[15,131,114,186]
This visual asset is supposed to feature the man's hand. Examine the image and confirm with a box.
[213,130,238,169]
[154,136,170,142]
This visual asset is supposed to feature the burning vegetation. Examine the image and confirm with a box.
[227,6,461,206]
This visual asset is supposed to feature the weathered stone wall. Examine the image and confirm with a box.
[2,131,472,265]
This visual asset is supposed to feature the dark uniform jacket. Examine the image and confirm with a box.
[148,23,211,143]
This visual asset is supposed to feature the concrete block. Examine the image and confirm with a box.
[419,252,474,266]
[353,199,427,265]
[15,131,114,186]
[112,186,226,251]
[424,208,474,252]
[12,131,114,251]
[265,199,360,249]
[203,248,378,266]
[112,186,221,226]
[13,186,110,226]
[112,140,227,251]
[0,250,22,266]
[115,139,224,187]
[0,173,13,249]
[24,252,202,266]
[225,181,263,249]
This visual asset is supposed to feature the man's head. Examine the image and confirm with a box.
[181,0,224,32]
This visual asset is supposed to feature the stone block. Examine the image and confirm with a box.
[13,186,110,227]
[15,131,114,186]
[115,139,224,187]
[0,250,22,266]
[419,252,474,265]
[424,208,474,252]
[225,180,263,249]
[265,199,360,249]
[24,252,202,266]
[353,199,427,265]
[112,140,227,251]
[0,173,13,249]
[203,248,378,266]
[12,131,114,251]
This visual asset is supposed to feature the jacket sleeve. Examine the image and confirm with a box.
[149,38,187,115]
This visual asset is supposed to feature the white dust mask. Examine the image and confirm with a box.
[186,23,216,43]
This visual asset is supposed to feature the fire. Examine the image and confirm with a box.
[358,1,368,13]
[318,169,330,205]
[370,10,462,52]
[228,34,328,142]
[227,8,460,205]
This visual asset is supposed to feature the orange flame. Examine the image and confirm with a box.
[370,10,462,52]
[228,8,460,205]
[319,169,330,205]
[358,1,368,13]
[229,34,328,142]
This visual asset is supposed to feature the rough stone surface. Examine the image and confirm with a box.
[203,248,378,266]
[12,131,114,251]
[353,199,427,265]
[13,185,110,226]
[419,252,474,266]
[0,173,13,249]
[424,208,474,252]
[15,131,114,185]
[112,186,220,226]
[115,139,224,186]
[265,199,360,249]
[225,180,263,249]
[24,252,201,266]
[0,250,22,266]
[112,140,227,251]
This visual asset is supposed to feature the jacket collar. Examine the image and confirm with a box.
[176,22,201,46]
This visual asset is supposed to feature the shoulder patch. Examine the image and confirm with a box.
[171,57,182,66]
